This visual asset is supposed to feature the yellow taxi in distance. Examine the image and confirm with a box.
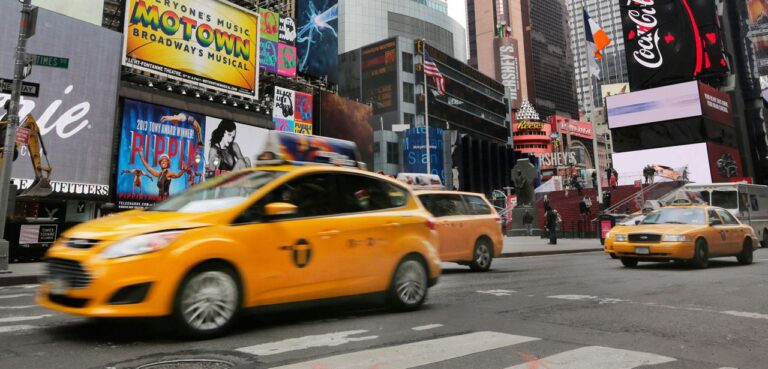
[604,204,758,268]
[415,190,503,271]
[37,163,441,339]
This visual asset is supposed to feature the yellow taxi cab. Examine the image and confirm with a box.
[604,203,758,268]
[37,133,441,339]
[414,189,503,271]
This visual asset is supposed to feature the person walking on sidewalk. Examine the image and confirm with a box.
[546,208,561,245]
[523,209,534,236]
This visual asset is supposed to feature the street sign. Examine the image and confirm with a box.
[15,127,31,145]
[0,78,39,97]
[27,53,69,69]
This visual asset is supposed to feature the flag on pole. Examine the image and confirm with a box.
[423,50,446,96]
[583,9,611,78]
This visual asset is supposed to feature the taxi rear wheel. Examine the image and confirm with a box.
[171,263,241,339]
[690,240,709,269]
[469,239,493,272]
[737,239,754,265]
[388,256,428,311]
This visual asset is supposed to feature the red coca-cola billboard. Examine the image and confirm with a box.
[621,0,728,91]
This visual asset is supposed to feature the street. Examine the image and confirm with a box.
[0,248,767,368]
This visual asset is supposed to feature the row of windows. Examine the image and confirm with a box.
[515,144,549,149]
[513,131,547,137]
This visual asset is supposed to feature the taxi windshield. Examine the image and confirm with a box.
[150,170,286,213]
[641,208,706,225]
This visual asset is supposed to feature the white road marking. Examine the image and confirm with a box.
[548,295,626,304]
[0,314,52,323]
[477,289,517,296]
[0,284,38,291]
[0,294,33,299]
[269,331,539,369]
[504,346,676,369]
[236,330,378,356]
[721,310,768,320]
[0,325,37,334]
[411,324,443,331]
[0,305,36,310]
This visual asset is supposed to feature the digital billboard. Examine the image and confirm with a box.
[296,0,339,83]
[1,3,121,197]
[706,142,743,182]
[318,93,374,168]
[204,118,269,174]
[746,0,768,75]
[361,38,398,114]
[122,0,259,98]
[402,127,446,183]
[613,143,713,185]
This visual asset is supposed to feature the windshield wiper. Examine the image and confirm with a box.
[662,221,687,224]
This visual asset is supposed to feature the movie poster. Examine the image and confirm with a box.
[117,99,206,209]
[204,118,269,177]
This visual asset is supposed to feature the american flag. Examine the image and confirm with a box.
[423,50,445,96]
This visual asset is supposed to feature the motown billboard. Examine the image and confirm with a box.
[122,0,260,98]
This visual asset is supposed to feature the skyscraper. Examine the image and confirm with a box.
[566,0,628,113]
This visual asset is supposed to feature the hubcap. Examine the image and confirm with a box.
[475,244,491,268]
[181,271,237,331]
[395,260,426,305]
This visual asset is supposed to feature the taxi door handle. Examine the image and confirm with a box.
[318,230,340,238]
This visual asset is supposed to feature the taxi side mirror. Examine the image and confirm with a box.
[265,202,298,217]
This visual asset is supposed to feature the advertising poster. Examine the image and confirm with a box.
[295,92,313,123]
[122,0,259,98]
[274,118,295,133]
[613,143,713,185]
[1,2,120,198]
[746,0,768,75]
[361,38,398,114]
[497,37,522,110]
[706,142,744,182]
[278,44,298,78]
[259,8,279,42]
[273,87,295,121]
[296,0,339,83]
[260,39,278,74]
[402,127,446,183]
[116,99,206,209]
[295,121,313,135]
[318,93,374,168]
[279,16,297,45]
[204,119,268,175]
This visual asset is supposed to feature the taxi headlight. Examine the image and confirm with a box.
[661,234,691,242]
[101,231,182,259]
[614,234,628,242]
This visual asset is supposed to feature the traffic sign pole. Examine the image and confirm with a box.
[0,0,34,273]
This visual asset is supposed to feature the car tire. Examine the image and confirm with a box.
[469,239,493,272]
[690,239,709,269]
[388,256,428,311]
[609,253,618,259]
[171,263,241,340]
[620,258,638,267]
[737,239,754,265]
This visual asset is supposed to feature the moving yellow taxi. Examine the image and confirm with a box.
[37,163,441,338]
[604,204,758,268]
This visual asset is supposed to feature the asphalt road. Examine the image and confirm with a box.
[1,249,767,369]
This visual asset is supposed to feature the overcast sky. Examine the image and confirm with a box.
[447,0,467,29]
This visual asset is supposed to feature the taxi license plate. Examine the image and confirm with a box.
[635,246,650,255]
[49,279,70,295]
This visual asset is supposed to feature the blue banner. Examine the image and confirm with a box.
[116,99,206,209]
[402,127,445,183]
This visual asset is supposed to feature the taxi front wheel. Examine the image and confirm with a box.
[388,256,428,311]
[171,263,241,339]
[690,240,709,269]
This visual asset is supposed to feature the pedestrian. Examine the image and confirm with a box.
[603,191,612,210]
[543,194,551,211]
[546,208,561,245]
[523,209,534,236]
[610,172,618,190]
[572,174,582,196]
[591,171,598,189]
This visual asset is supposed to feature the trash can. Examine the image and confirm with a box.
[598,213,616,246]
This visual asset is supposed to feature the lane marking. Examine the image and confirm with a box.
[0,294,33,299]
[0,284,39,291]
[721,310,768,320]
[0,305,36,310]
[0,314,52,323]
[548,295,627,304]
[269,331,539,369]
[0,325,37,334]
[504,346,676,369]
[477,289,517,296]
[236,330,378,356]
[411,324,443,331]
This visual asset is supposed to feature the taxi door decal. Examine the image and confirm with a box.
[291,239,313,268]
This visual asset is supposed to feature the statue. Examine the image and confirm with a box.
[511,159,536,207]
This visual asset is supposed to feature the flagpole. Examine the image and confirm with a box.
[581,4,603,206]
[422,41,432,175]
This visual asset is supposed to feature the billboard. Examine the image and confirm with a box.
[122,0,259,98]
[204,118,269,174]
[361,38,398,114]
[1,3,120,197]
[613,143,713,185]
[746,0,768,75]
[296,0,339,83]
[279,16,297,46]
[620,0,728,91]
[706,142,744,182]
[116,99,206,209]
[278,44,298,78]
[403,127,446,183]
[294,92,313,134]
[318,93,374,168]
[273,86,295,132]
[497,38,522,110]
[260,39,278,74]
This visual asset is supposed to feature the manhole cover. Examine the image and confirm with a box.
[136,359,235,369]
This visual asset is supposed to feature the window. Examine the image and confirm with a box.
[403,82,414,103]
[402,52,413,73]
[386,142,399,164]
[240,173,337,223]
[404,113,415,125]
[751,195,760,211]
[338,174,407,213]
[708,209,722,225]
[418,194,466,217]
[463,195,493,215]
[716,209,740,225]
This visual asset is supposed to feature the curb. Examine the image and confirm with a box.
[0,275,40,287]
[499,248,604,258]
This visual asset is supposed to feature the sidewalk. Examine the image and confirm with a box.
[500,236,603,257]
[0,262,43,287]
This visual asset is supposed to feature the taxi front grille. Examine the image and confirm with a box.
[45,258,91,289]
[628,234,661,243]
[66,239,101,249]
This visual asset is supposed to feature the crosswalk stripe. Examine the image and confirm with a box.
[0,294,33,299]
[269,331,539,369]
[0,314,52,323]
[237,330,378,356]
[411,324,443,331]
[503,346,676,369]
[0,325,37,334]
[0,305,36,310]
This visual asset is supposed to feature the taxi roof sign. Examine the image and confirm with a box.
[258,131,366,169]
[396,173,444,190]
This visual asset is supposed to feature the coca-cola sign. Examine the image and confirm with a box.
[621,0,728,91]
